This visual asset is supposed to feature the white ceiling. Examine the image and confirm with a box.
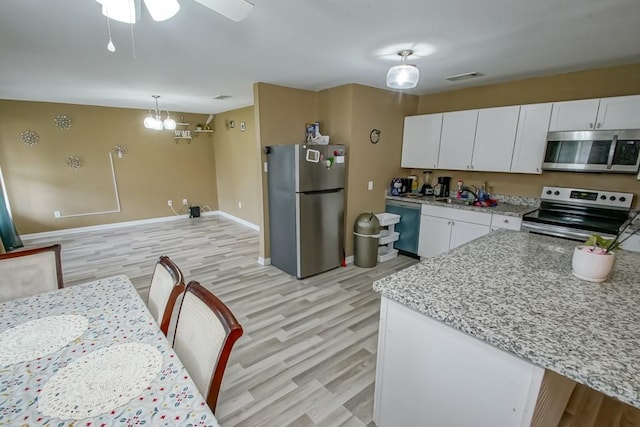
[1,0,639,114]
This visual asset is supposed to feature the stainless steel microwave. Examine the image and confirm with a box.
[543,130,640,173]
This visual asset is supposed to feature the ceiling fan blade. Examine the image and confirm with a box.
[192,0,254,22]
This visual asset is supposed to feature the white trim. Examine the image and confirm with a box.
[257,257,271,266]
[21,210,259,241]
[345,255,354,265]
[56,153,122,218]
[215,211,260,231]
[22,210,218,240]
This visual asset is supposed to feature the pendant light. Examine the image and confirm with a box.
[386,50,420,89]
[144,95,176,131]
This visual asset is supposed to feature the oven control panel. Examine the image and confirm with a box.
[541,186,634,209]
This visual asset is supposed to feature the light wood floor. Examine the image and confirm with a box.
[24,215,418,426]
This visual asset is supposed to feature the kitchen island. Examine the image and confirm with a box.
[372,230,640,426]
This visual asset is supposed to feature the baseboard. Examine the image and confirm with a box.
[257,257,271,266]
[215,211,260,231]
[21,210,229,241]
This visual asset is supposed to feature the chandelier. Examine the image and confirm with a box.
[143,95,177,131]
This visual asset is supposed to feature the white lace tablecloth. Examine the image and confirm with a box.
[0,275,219,427]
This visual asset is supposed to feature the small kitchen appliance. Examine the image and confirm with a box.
[420,170,434,195]
[436,176,451,197]
[521,186,634,241]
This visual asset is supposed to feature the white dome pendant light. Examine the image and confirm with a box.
[386,49,419,89]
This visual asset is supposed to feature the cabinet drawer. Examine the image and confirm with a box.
[490,214,522,231]
[421,204,492,226]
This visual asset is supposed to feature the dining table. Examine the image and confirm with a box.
[0,275,220,426]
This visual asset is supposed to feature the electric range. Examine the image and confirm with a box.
[521,186,634,241]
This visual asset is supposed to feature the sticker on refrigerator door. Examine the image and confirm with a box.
[306,149,320,163]
[335,156,344,164]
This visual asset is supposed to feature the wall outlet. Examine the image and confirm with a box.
[182,198,188,206]
[368,181,374,191]
[54,210,61,218]
[238,202,242,208]
[167,200,173,207]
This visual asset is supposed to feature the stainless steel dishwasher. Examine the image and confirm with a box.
[385,200,421,257]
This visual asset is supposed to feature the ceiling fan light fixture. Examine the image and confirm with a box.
[192,0,254,22]
[99,0,138,24]
[386,49,419,89]
[143,0,180,22]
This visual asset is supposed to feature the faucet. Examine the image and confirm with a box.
[459,186,479,202]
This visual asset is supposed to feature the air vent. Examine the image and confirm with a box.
[213,95,232,100]
[445,72,483,82]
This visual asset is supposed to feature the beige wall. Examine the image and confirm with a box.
[253,83,417,258]
[212,106,261,225]
[0,100,217,234]
[323,85,417,256]
[254,83,319,258]
[413,63,640,206]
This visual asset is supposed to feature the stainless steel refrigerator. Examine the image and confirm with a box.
[267,144,346,279]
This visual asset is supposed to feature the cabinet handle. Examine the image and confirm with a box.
[503,219,509,223]
[536,167,540,172]
[589,122,594,129]
[470,165,474,170]
[596,122,601,129]
[447,220,451,225]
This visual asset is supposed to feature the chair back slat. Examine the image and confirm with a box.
[0,244,63,303]
[147,256,184,336]
[173,281,243,413]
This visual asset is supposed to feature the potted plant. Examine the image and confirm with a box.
[572,211,639,282]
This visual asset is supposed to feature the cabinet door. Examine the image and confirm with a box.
[401,114,443,169]
[418,215,451,257]
[490,214,522,231]
[438,110,478,170]
[548,99,600,131]
[596,95,640,130]
[450,220,490,250]
[472,106,520,172]
[510,103,553,174]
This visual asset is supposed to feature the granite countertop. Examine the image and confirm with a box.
[386,194,537,217]
[373,230,640,408]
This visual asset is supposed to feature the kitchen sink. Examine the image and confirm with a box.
[434,197,474,206]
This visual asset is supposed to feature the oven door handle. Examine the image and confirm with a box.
[521,222,600,241]
[606,134,618,170]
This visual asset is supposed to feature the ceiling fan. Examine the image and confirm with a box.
[96,0,254,24]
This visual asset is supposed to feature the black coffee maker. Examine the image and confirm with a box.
[436,176,451,197]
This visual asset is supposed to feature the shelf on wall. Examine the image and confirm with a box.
[193,130,214,133]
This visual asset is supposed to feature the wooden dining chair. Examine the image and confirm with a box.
[173,280,243,414]
[146,255,185,336]
[0,244,64,303]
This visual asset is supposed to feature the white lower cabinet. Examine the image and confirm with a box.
[418,205,491,257]
[374,297,544,427]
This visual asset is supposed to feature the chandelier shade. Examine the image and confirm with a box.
[386,50,420,89]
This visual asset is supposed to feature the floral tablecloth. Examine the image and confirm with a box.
[0,275,219,427]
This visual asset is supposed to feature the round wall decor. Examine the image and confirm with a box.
[369,129,381,144]
[54,115,72,130]
[20,130,39,146]
[65,155,81,169]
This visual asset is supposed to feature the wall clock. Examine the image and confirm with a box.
[370,129,381,144]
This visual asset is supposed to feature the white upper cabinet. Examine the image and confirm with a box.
[401,114,443,169]
[437,110,478,170]
[510,103,553,174]
[596,95,640,129]
[548,99,600,131]
[472,106,520,172]
[549,95,640,131]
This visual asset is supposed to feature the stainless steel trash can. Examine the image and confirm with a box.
[353,213,380,268]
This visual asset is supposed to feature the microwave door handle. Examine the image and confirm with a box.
[607,134,618,170]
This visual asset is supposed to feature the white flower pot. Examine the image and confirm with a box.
[572,246,616,282]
